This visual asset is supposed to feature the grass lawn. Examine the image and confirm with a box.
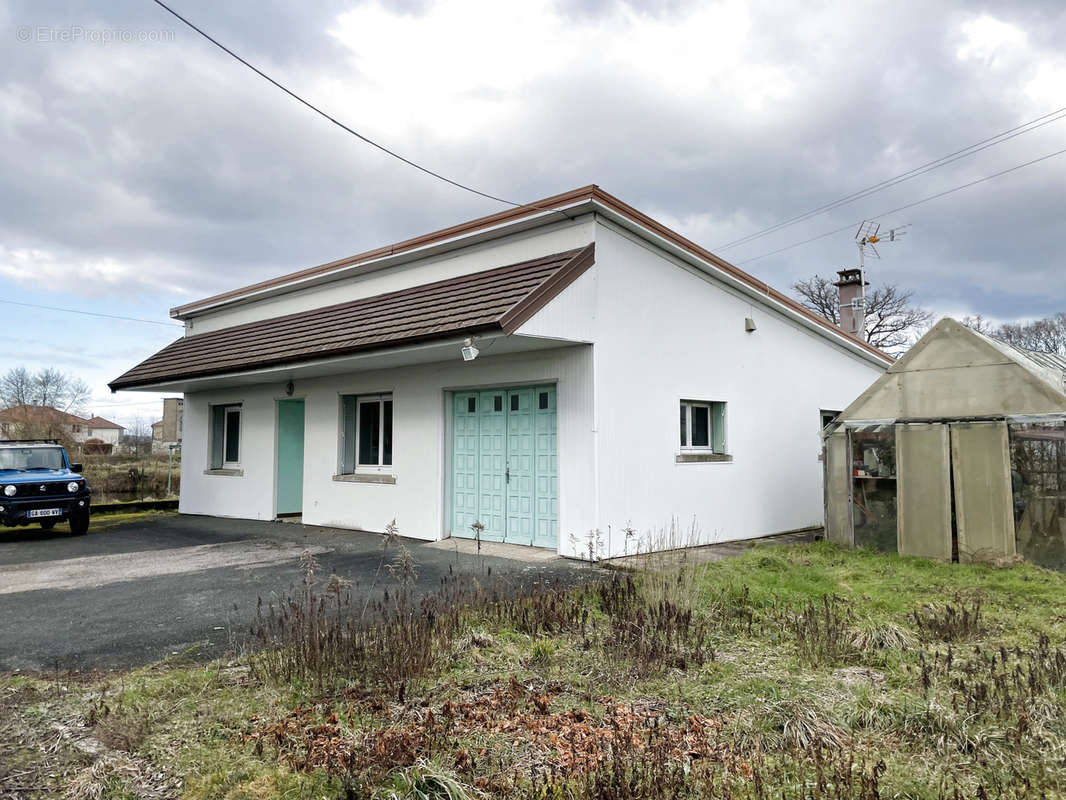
[3,541,1066,799]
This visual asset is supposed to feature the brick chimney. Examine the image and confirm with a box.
[834,269,868,339]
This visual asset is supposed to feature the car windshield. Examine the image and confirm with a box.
[0,447,65,471]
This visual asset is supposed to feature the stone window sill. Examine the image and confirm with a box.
[204,468,243,476]
[675,453,733,464]
[333,472,397,485]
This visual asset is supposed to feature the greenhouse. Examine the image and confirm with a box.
[824,317,1066,568]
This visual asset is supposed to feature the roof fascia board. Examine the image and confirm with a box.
[172,198,598,321]
[589,203,892,368]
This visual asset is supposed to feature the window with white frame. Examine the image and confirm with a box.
[679,400,727,453]
[209,403,242,469]
[340,394,393,473]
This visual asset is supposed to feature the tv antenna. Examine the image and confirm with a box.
[836,221,909,339]
[855,220,909,269]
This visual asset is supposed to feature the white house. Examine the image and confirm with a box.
[110,186,890,558]
[84,416,125,446]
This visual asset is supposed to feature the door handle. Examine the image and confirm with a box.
[505,465,510,484]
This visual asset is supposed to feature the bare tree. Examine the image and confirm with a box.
[122,415,153,458]
[959,315,997,336]
[0,366,91,413]
[791,275,933,353]
[963,312,1066,356]
[998,313,1066,356]
[0,366,32,408]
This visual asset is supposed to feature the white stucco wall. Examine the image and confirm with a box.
[87,428,121,445]
[587,221,886,557]
[179,345,595,547]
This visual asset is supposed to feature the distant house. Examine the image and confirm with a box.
[0,405,125,449]
[84,416,124,445]
[151,398,184,453]
[111,185,891,557]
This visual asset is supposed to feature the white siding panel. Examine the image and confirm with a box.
[515,265,598,343]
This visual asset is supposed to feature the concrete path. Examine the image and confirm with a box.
[0,515,594,672]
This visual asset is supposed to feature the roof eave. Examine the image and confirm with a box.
[167,183,889,368]
[107,324,507,392]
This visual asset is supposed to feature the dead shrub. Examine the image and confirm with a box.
[91,708,151,753]
[912,598,983,642]
[596,574,711,672]
[850,620,918,653]
[780,596,856,666]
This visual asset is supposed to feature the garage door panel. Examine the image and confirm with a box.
[506,389,535,545]
[476,391,507,542]
[451,393,480,536]
[532,386,558,548]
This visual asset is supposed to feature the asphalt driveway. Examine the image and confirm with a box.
[0,514,594,672]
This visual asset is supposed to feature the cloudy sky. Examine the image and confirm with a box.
[1,0,1064,426]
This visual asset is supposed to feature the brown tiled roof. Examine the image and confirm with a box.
[169,185,890,365]
[85,416,124,429]
[110,244,595,391]
[0,405,88,426]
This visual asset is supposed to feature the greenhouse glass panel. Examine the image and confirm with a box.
[849,424,898,553]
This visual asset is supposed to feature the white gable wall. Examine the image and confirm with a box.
[587,221,885,556]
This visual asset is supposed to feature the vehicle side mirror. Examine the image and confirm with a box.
[70,463,83,473]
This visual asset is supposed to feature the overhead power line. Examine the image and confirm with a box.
[150,0,523,208]
[733,144,1066,265]
[715,105,1066,252]
[0,299,182,327]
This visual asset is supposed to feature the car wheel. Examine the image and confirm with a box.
[40,520,56,530]
[69,511,90,536]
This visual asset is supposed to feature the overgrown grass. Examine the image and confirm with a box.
[4,541,1066,799]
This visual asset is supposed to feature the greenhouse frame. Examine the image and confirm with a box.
[824,318,1066,567]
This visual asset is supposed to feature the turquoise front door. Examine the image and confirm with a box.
[451,385,557,547]
[276,399,305,516]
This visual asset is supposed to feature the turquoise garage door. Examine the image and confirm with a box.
[452,385,557,548]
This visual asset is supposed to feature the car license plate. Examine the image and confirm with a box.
[27,508,61,518]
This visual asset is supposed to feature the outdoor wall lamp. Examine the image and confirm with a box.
[461,337,479,362]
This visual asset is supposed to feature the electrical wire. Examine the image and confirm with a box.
[150,0,525,208]
[0,299,182,327]
[733,144,1066,265]
[715,106,1066,252]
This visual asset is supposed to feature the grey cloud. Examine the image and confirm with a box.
[1,0,1064,324]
